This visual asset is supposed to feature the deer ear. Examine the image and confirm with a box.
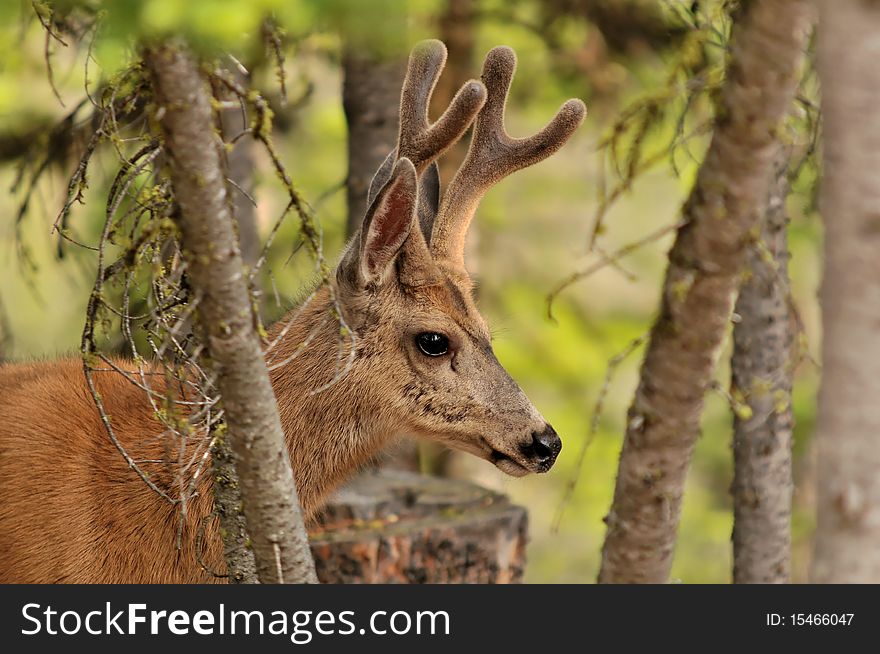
[368,150,439,247]
[358,157,418,283]
[367,149,397,209]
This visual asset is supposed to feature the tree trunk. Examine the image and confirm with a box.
[433,0,478,271]
[144,42,317,584]
[811,0,880,583]
[431,0,475,187]
[598,0,812,584]
[342,46,421,472]
[421,0,477,477]
[731,148,794,584]
[433,0,478,272]
[216,67,260,267]
[342,50,405,236]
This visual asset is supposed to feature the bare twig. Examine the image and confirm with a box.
[552,332,649,532]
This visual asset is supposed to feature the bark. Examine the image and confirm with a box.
[731,149,794,584]
[310,470,527,583]
[597,0,812,584]
[144,42,317,584]
[342,50,405,236]
[811,0,880,583]
[210,427,258,583]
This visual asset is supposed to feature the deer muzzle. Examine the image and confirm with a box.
[490,423,562,476]
[521,424,562,472]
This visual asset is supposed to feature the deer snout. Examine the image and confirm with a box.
[520,423,562,472]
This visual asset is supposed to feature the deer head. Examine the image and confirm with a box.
[332,40,586,477]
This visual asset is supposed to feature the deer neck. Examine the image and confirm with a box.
[266,285,392,515]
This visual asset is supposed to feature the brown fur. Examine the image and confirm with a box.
[0,358,219,582]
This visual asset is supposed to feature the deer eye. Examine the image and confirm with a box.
[416,332,449,357]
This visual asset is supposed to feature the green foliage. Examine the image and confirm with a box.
[6,1,413,77]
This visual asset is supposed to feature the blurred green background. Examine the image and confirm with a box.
[0,0,821,582]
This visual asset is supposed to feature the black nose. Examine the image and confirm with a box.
[522,424,562,470]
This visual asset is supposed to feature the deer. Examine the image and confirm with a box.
[0,40,586,583]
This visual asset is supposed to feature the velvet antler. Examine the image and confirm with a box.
[366,40,487,241]
[430,46,587,268]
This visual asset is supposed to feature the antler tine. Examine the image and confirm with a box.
[431,46,587,266]
[397,39,487,172]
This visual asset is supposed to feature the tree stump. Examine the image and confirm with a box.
[308,470,528,583]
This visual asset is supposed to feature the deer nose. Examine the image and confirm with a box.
[522,424,562,470]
